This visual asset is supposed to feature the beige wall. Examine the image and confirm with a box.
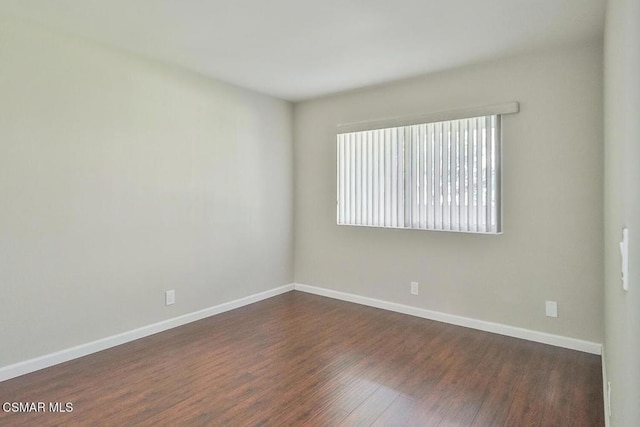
[0,19,293,367]
[294,41,603,343]
[0,13,609,379]
[604,0,640,425]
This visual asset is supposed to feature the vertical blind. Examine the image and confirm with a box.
[337,115,501,234]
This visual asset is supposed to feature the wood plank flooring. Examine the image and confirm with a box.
[0,291,604,426]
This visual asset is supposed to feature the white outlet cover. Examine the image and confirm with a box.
[545,301,558,318]
[620,227,629,291]
[165,290,175,306]
[410,282,419,295]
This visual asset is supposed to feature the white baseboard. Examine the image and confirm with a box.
[1,282,602,383]
[294,283,602,355]
[0,284,295,383]
[602,346,610,426]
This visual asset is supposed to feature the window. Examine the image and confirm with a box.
[336,103,518,234]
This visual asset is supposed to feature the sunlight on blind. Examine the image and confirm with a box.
[337,115,501,234]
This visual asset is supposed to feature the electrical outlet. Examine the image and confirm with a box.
[545,301,558,317]
[410,282,419,295]
[165,290,175,306]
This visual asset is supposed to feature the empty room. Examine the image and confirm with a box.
[0,0,638,426]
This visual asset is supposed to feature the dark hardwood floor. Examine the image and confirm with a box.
[0,291,604,426]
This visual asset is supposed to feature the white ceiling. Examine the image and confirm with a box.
[0,0,606,101]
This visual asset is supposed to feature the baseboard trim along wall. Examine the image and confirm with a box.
[294,283,602,355]
[1,281,601,383]
[602,346,610,426]
[0,284,295,383]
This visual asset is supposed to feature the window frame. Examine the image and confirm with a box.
[336,102,518,234]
